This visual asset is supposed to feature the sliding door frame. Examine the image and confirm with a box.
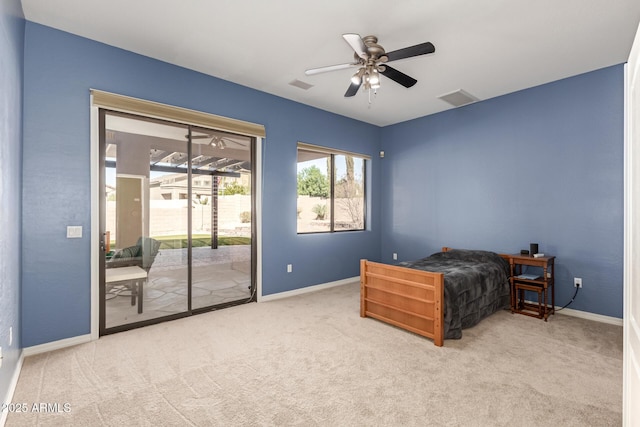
[90,93,263,339]
[98,109,193,335]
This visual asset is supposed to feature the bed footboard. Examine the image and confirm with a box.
[360,259,445,346]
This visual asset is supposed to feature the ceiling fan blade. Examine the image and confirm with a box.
[344,81,362,97]
[342,33,368,59]
[221,138,248,147]
[380,65,417,88]
[305,62,358,76]
[386,42,435,62]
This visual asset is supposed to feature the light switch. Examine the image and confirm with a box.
[67,226,83,238]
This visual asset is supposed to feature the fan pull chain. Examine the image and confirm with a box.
[367,88,378,108]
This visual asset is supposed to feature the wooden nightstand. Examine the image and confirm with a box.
[509,254,555,321]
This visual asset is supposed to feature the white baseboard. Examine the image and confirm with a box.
[1,351,24,427]
[22,334,92,357]
[521,299,623,326]
[556,306,623,326]
[259,276,358,302]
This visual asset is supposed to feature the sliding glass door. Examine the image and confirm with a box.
[189,126,254,310]
[99,110,254,334]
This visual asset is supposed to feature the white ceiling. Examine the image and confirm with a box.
[21,0,640,126]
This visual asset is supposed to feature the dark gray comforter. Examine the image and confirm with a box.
[398,249,511,340]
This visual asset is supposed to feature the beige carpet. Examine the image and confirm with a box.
[7,282,622,426]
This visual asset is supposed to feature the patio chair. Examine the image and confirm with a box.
[105,237,161,311]
[106,236,161,272]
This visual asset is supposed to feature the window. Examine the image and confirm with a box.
[297,143,367,233]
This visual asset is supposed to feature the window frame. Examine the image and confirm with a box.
[296,142,369,234]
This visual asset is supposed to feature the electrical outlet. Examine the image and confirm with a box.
[0,346,3,368]
[9,327,12,346]
[287,264,292,273]
[574,277,582,288]
[393,253,398,260]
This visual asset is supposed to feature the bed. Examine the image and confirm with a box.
[360,247,511,346]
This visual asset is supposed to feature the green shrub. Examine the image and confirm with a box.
[312,204,327,220]
[239,211,251,223]
[222,182,248,195]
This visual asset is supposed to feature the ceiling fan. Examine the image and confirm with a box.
[305,34,435,97]
[188,133,247,150]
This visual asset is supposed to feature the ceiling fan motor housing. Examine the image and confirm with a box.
[362,35,387,61]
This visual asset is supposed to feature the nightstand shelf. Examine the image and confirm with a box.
[509,254,555,321]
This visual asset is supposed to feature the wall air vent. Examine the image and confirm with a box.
[438,89,480,107]
[289,79,314,90]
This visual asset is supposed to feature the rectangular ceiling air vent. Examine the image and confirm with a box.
[289,79,314,90]
[438,89,480,107]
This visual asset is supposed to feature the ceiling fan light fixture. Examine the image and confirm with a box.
[210,136,226,149]
[369,68,380,86]
[371,71,381,89]
[362,66,381,90]
[351,68,365,85]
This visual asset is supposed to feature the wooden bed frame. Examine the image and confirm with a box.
[360,247,510,347]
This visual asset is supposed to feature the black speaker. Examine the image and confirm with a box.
[530,243,539,255]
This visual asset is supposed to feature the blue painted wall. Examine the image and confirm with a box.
[21,22,381,347]
[0,0,24,407]
[19,20,625,347]
[380,65,624,318]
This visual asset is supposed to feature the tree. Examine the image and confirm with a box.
[193,196,209,230]
[345,155,354,195]
[221,182,248,195]
[335,156,364,229]
[297,166,329,198]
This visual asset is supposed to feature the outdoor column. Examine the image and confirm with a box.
[211,176,218,249]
